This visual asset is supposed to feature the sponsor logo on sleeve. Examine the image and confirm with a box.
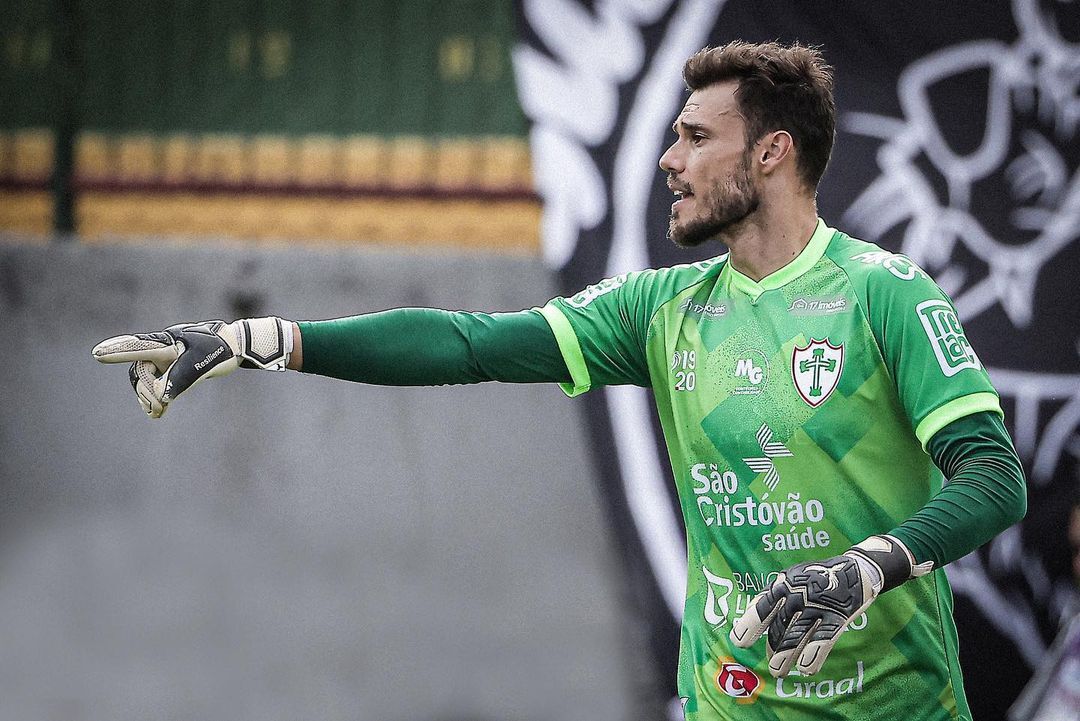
[791,339,844,407]
[916,299,982,376]
[850,251,929,281]
[565,273,629,308]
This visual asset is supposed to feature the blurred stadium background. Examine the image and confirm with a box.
[1,2,1077,720]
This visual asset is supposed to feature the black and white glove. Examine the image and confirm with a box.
[730,534,933,678]
[92,317,293,418]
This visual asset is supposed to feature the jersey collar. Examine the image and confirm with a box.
[722,218,836,301]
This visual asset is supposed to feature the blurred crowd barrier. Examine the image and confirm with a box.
[0,0,538,251]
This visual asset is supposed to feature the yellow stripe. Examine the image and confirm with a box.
[64,131,534,191]
[1,130,532,190]
[0,191,52,235]
[73,192,540,254]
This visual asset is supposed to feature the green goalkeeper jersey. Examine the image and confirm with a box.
[539,219,1001,720]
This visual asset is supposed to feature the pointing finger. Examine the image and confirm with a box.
[93,332,178,370]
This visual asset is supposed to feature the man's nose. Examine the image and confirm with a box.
[659,142,682,173]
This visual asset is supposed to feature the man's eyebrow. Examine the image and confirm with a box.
[672,119,709,134]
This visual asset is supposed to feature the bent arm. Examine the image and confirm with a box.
[286,307,571,386]
[889,410,1027,567]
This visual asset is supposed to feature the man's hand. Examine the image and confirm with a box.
[729,534,933,678]
[92,317,292,418]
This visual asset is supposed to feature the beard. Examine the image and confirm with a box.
[668,153,760,248]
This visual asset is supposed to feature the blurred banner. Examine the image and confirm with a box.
[514,0,1079,718]
[0,0,537,250]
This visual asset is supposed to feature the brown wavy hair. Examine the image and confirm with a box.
[683,41,836,191]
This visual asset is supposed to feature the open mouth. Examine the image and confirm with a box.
[672,188,694,212]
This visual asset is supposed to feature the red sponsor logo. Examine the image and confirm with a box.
[715,661,762,702]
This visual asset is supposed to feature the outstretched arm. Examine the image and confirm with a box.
[95,308,571,417]
[293,308,571,385]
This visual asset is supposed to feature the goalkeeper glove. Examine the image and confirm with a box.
[729,534,933,678]
[92,317,293,418]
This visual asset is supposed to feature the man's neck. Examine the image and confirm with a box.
[721,205,820,282]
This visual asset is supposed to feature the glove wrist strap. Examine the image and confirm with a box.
[233,317,292,371]
[846,534,934,594]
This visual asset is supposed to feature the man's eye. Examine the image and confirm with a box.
[691,134,706,145]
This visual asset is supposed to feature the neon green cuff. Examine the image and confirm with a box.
[915,392,1003,449]
[539,303,591,397]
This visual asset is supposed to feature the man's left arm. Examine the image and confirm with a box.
[890,409,1026,568]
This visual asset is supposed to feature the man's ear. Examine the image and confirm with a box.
[757,131,794,174]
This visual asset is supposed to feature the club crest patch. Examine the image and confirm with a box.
[792,338,844,407]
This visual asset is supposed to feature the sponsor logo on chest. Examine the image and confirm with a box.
[741,423,792,491]
[787,295,850,315]
[733,349,769,394]
[702,565,867,632]
[679,296,728,319]
[715,660,763,702]
[775,661,866,699]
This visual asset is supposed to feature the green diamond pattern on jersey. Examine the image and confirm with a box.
[539,220,1001,720]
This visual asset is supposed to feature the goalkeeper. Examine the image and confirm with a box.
[94,41,1026,721]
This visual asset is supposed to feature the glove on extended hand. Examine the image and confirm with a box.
[92,317,292,418]
[730,534,933,678]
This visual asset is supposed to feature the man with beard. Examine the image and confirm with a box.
[94,42,1025,720]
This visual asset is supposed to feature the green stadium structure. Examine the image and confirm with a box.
[0,0,537,249]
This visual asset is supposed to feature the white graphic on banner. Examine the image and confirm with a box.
[841,0,1080,484]
[842,29,1078,328]
[515,0,678,268]
[841,0,1080,667]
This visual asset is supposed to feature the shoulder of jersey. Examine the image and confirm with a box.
[642,253,728,282]
[641,254,728,299]
[827,232,930,285]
